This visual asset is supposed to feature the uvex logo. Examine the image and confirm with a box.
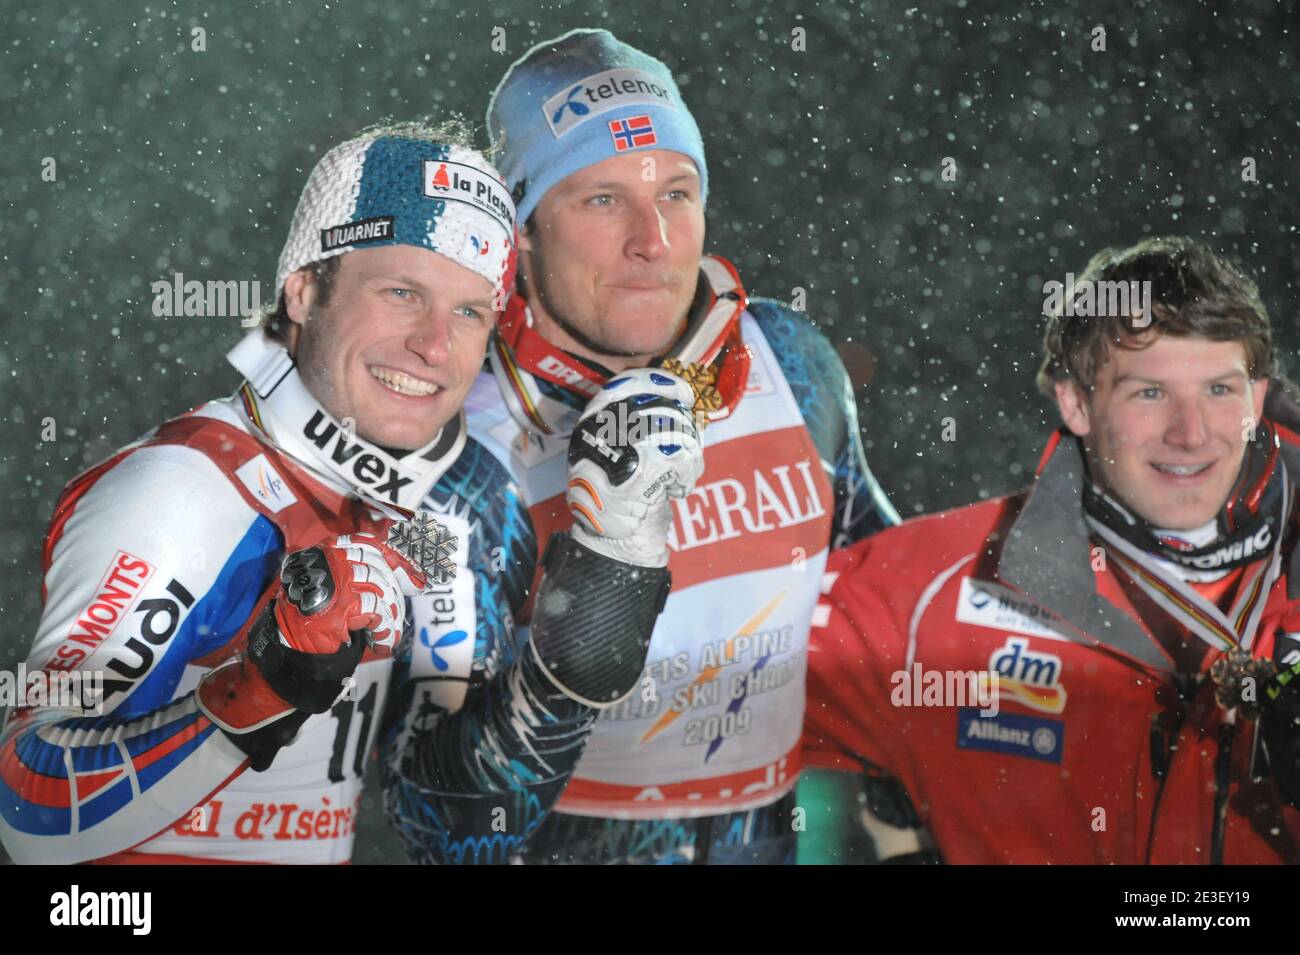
[303,411,413,502]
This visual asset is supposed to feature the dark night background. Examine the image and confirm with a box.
[1,0,1296,863]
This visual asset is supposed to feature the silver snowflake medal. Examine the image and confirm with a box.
[387,511,458,588]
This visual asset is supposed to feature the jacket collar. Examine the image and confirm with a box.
[226,331,464,513]
[1264,384,1300,600]
[998,430,1168,670]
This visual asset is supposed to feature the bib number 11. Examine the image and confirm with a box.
[328,682,378,782]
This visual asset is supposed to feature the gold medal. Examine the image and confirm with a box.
[660,358,722,428]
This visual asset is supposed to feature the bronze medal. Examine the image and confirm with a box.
[1210,648,1276,720]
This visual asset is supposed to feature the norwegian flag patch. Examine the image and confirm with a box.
[608,115,658,152]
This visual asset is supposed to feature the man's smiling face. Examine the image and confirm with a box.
[1055,333,1268,530]
[285,244,496,451]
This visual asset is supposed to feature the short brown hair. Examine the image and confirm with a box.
[261,256,342,344]
[1036,236,1276,397]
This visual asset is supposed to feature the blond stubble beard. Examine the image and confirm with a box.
[294,304,349,424]
[525,245,692,361]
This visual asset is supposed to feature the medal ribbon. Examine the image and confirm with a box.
[1085,466,1291,655]
[226,331,461,515]
[491,255,750,436]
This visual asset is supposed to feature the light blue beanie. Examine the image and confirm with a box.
[487,29,708,226]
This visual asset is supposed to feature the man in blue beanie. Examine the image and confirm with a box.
[382,28,899,864]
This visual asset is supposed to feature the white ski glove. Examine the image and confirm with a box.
[565,368,706,568]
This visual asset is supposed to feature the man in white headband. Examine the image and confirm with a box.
[0,119,701,864]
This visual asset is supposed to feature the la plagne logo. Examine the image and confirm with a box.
[422,159,515,232]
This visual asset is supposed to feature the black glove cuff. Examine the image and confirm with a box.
[861,768,923,830]
[224,708,312,772]
[529,533,671,707]
[246,599,367,714]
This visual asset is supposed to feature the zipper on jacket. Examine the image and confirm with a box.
[1145,707,1182,862]
[1211,719,1236,865]
[1145,673,1201,861]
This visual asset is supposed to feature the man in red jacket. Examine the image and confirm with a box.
[805,236,1300,863]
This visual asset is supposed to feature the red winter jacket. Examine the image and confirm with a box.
[804,425,1300,864]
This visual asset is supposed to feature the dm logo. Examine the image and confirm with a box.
[420,627,468,671]
[551,85,590,125]
[988,637,1067,714]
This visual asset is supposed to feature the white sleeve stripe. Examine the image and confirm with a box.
[117,737,142,799]
[906,552,977,671]
[63,746,80,835]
